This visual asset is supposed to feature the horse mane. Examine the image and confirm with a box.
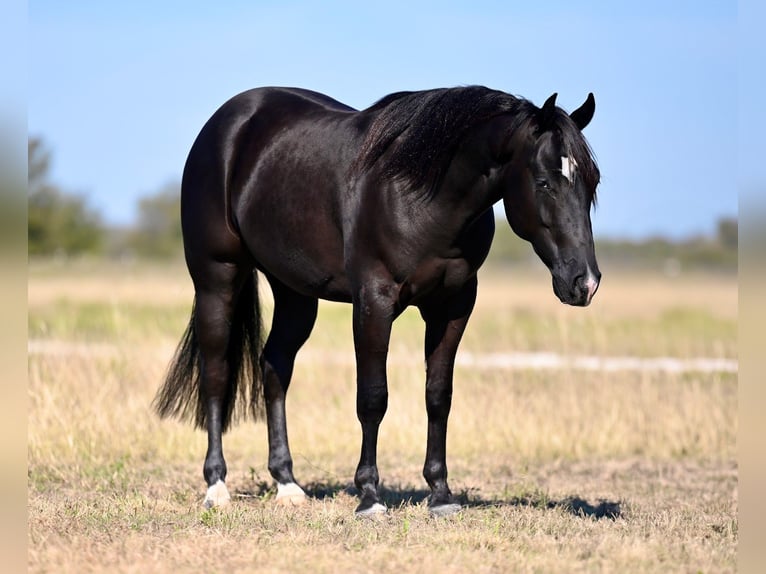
[352,86,530,196]
[351,85,599,205]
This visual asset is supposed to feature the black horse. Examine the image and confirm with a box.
[154,86,601,516]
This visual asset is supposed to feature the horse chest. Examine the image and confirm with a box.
[399,256,474,305]
[394,217,493,305]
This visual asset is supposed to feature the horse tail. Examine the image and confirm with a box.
[153,271,265,432]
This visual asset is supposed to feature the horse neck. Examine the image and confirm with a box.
[433,118,530,229]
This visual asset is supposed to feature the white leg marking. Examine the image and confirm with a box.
[203,479,231,508]
[355,502,388,518]
[429,502,462,517]
[275,482,307,506]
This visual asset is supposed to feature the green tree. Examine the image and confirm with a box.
[28,137,104,256]
[716,217,737,250]
[129,181,183,259]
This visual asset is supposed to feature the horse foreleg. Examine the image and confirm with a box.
[419,277,477,516]
[351,281,395,516]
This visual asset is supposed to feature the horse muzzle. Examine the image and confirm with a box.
[552,267,601,307]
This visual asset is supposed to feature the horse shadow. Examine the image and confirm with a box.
[238,480,622,520]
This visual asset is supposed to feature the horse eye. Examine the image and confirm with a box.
[536,178,550,190]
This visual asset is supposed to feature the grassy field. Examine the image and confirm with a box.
[28,259,738,573]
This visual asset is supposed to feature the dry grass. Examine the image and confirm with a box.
[28,260,738,572]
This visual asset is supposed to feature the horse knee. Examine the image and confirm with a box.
[356,385,388,424]
[425,385,452,419]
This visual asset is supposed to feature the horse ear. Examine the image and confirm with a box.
[538,93,558,129]
[570,93,595,130]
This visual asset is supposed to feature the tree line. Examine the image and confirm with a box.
[28,137,182,259]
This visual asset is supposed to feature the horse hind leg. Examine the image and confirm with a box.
[260,278,318,506]
[194,261,260,508]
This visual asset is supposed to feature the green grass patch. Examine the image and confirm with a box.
[29,300,192,341]
[28,297,736,359]
[461,306,736,358]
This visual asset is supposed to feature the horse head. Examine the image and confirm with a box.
[501,93,601,307]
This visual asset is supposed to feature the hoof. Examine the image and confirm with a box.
[275,482,307,507]
[203,480,231,508]
[355,502,387,518]
[429,502,462,517]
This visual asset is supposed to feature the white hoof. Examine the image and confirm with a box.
[355,502,387,518]
[203,480,231,508]
[429,503,462,517]
[275,482,307,506]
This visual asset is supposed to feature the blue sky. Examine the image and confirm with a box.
[28,1,738,239]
